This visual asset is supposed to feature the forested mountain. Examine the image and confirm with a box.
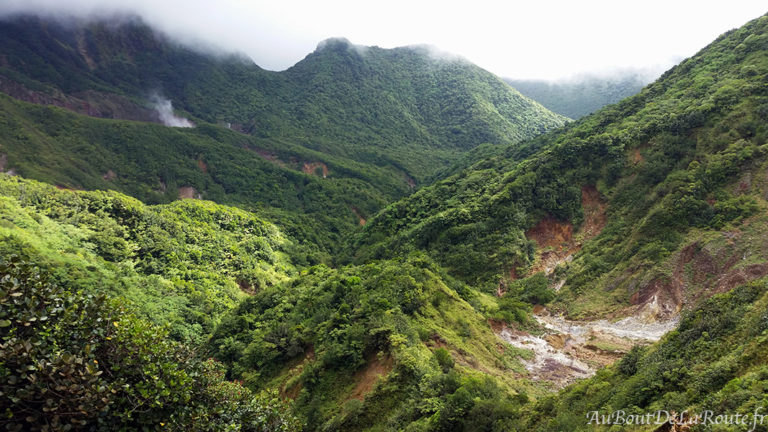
[0,14,565,260]
[0,15,565,182]
[351,13,768,303]
[3,8,768,432]
[505,72,650,119]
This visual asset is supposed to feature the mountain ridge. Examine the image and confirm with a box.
[0,13,566,259]
[3,9,768,432]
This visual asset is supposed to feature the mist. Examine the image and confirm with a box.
[149,94,193,128]
[0,0,765,80]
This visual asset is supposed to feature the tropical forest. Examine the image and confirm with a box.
[1,4,768,432]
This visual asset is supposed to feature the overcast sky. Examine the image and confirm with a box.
[0,0,766,80]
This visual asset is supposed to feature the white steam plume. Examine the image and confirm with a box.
[150,94,193,127]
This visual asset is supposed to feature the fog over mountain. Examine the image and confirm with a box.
[0,0,765,79]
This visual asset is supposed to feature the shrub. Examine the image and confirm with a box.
[0,255,301,431]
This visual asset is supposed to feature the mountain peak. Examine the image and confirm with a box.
[314,37,368,55]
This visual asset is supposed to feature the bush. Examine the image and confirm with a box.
[434,348,455,372]
[0,255,301,431]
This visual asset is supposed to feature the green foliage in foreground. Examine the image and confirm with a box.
[209,254,534,431]
[524,278,768,431]
[0,174,295,343]
[0,255,301,431]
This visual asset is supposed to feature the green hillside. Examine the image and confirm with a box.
[0,15,565,184]
[3,8,768,432]
[0,92,398,262]
[213,12,768,432]
[0,14,565,258]
[351,13,768,307]
[0,175,301,430]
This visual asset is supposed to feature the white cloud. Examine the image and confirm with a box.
[0,0,765,80]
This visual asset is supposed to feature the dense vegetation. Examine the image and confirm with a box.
[0,15,565,257]
[505,72,649,119]
[0,254,300,431]
[208,254,535,430]
[0,175,295,343]
[0,92,397,261]
[2,8,768,432]
[350,14,768,303]
[0,14,565,183]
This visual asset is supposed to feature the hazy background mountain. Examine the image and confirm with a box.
[504,68,666,118]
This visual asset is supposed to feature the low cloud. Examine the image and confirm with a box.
[150,94,193,128]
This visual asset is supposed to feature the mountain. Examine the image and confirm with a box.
[3,8,768,432]
[0,14,566,259]
[350,13,768,307]
[212,11,768,431]
[0,15,565,182]
[505,71,651,118]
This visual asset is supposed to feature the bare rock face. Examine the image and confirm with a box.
[178,186,202,200]
[544,333,566,349]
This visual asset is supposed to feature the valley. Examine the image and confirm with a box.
[1,7,768,432]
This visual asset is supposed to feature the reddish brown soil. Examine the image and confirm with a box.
[525,186,606,276]
[253,148,279,161]
[350,207,366,226]
[426,333,449,349]
[280,346,315,400]
[580,185,607,238]
[488,319,506,334]
[404,174,416,188]
[178,186,199,199]
[627,241,768,320]
[0,76,156,122]
[526,216,573,249]
[237,279,257,295]
[197,158,208,173]
[632,148,645,165]
[102,170,116,181]
[302,162,329,178]
[282,380,302,400]
[348,353,394,401]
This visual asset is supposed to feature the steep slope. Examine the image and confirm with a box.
[350,13,768,321]
[6,9,768,432]
[0,15,566,185]
[505,71,650,119]
[0,92,400,261]
[281,39,566,178]
[199,14,768,430]
[0,14,566,258]
[208,254,539,430]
